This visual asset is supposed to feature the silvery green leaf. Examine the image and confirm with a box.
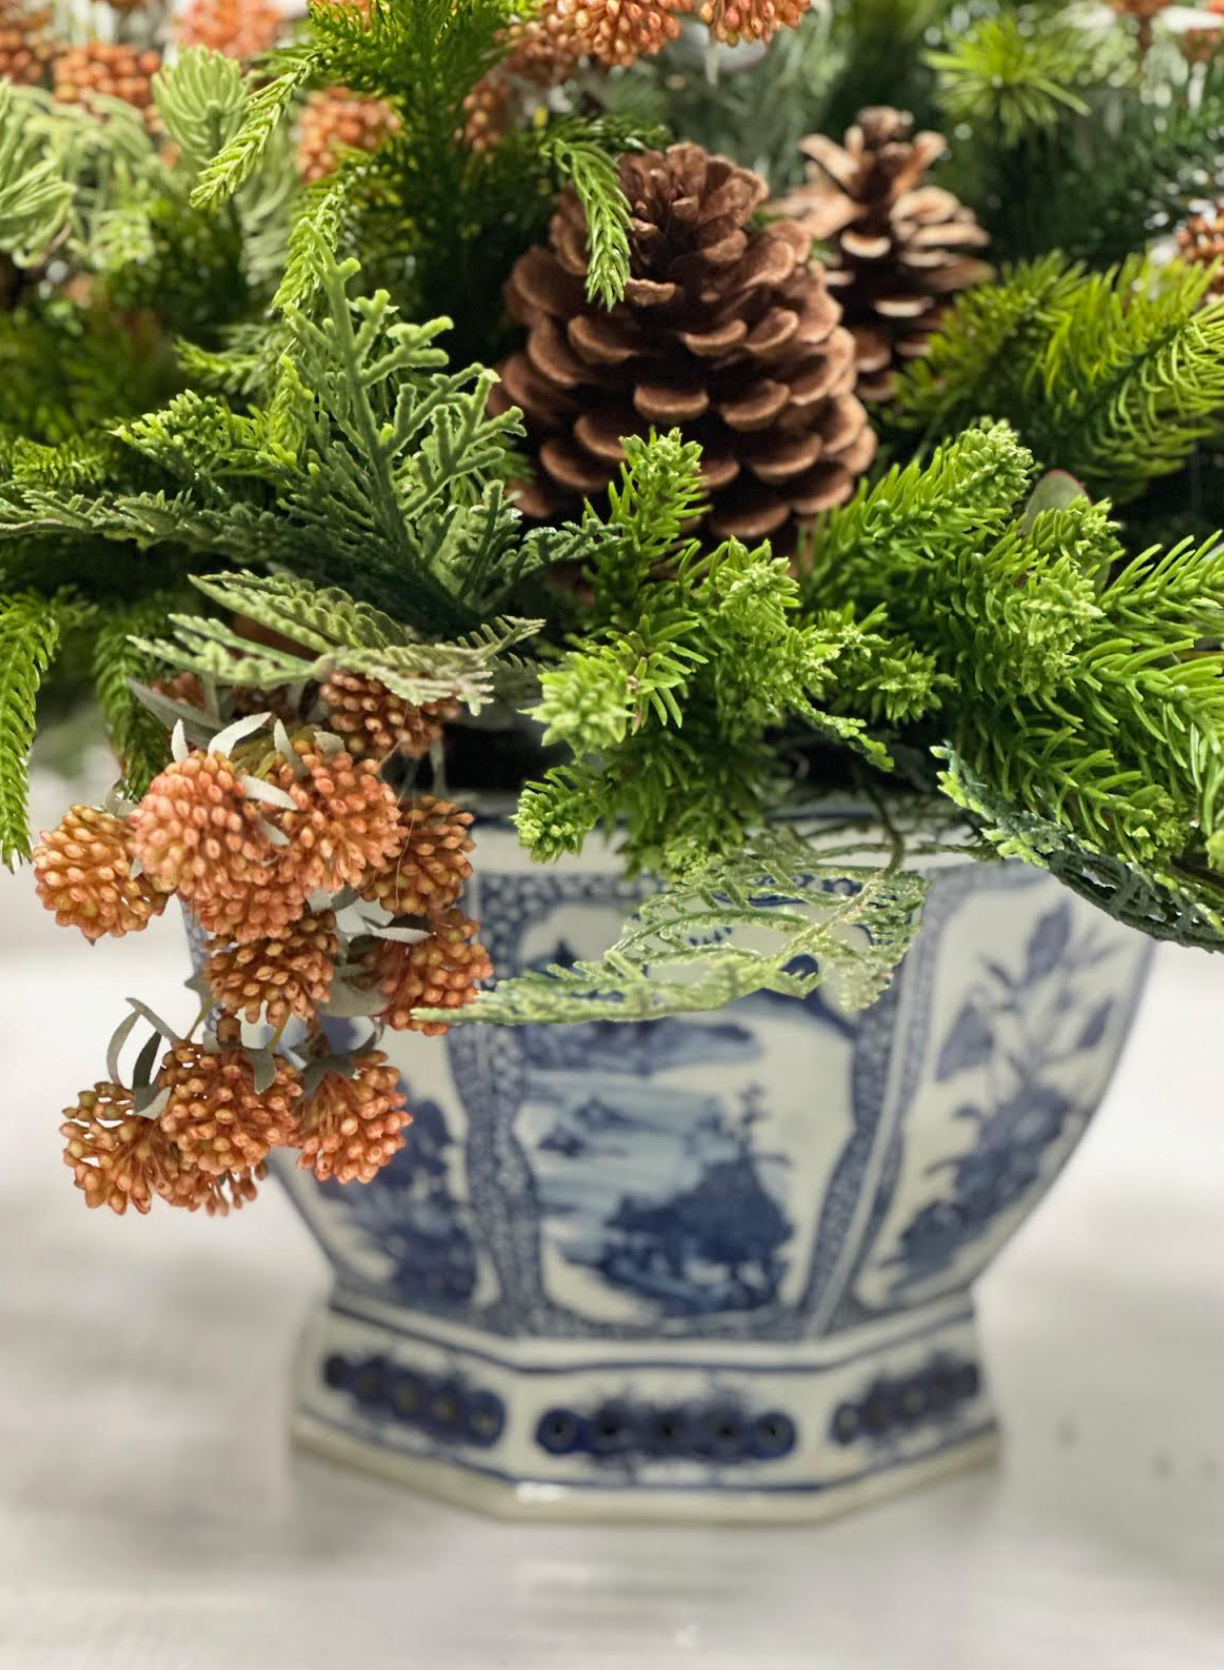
[240,774,299,810]
[171,720,189,763]
[131,1029,161,1092]
[312,729,345,756]
[362,922,431,943]
[184,970,212,999]
[211,711,273,756]
[308,886,342,913]
[258,816,291,847]
[355,898,393,927]
[132,1085,171,1120]
[125,997,179,1042]
[104,785,137,819]
[127,678,217,745]
[274,719,305,774]
[128,1085,164,1120]
[321,977,387,1018]
[246,1046,278,1094]
[105,1009,142,1086]
[301,1052,360,1097]
[129,854,145,880]
[334,903,375,937]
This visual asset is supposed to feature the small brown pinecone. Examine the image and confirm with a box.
[494,142,876,543]
[360,908,493,1034]
[776,108,990,401]
[34,804,169,942]
[359,796,475,919]
[176,0,283,59]
[52,42,162,128]
[61,1082,183,1215]
[319,671,459,760]
[295,1050,411,1184]
[206,911,339,1027]
[157,1039,302,1175]
[296,87,398,182]
[0,3,55,87]
[1177,206,1224,298]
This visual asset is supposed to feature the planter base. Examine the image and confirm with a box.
[287,1289,1002,1523]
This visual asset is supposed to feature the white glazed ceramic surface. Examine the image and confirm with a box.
[269,820,1152,1521]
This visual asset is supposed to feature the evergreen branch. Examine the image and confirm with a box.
[152,49,247,177]
[93,597,180,799]
[928,14,1111,149]
[937,746,1224,953]
[894,257,1224,501]
[423,830,929,1026]
[0,591,59,865]
[539,122,636,310]
[190,52,319,211]
[0,84,73,264]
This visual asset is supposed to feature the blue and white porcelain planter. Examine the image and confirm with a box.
[272,819,1151,1521]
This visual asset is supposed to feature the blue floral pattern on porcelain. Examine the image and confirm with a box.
[268,824,1152,1521]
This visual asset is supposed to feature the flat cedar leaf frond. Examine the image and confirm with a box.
[3,245,545,636]
[420,829,929,1026]
[937,747,1224,953]
[0,591,59,866]
[895,256,1224,502]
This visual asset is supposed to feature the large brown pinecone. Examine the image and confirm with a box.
[493,142,877,544]
[776,108,990,402]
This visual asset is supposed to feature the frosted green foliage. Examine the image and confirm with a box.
[419,827,929,1026]
[135,571,539,714]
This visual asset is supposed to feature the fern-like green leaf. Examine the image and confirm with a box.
[0,591,59,865]
[423,829,928,1025]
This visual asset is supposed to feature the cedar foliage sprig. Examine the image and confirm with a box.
[1,238,586,638]
[516,432,939,876]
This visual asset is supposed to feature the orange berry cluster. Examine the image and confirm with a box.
[36,693,492,1218]
[464,0,811,150]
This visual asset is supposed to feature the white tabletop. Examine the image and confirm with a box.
[3,780,1224,1669]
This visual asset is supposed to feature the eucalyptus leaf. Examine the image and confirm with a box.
[132,1085,172,1121]
[131,1029,161,1092]
[322,977,388,1018]
[240,773,299,810]
[125,997,179,1042]
[105,1009,142,1086]
[211,711,273,757]
[246,1046,278,1094]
